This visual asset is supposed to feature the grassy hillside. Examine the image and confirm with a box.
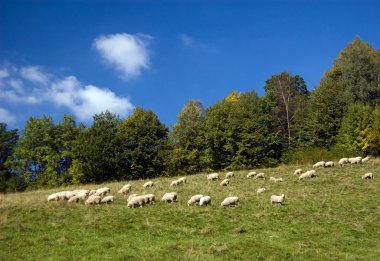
[0,160,379,260]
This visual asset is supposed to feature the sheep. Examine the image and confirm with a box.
[220,178,230,186]
[101,195,114,204]
[187,194,204,206]
[47,193,59,201]
[161,192,178,203]
[257,188,266,194]
[118,184,132,196]
[127,194,139,202]
[178,177,187,184]
[247,171,257,178]
[349,157,362,164]
[144,194,156,204]
[221,196,239,207]
[313,161,325,168]
[324,161,335,168]
[362,156,370,163]
[361,172,374,180]
[339,158,349,167]
[226,172,234,178]
[53,191,73,200]
[270,194,285,205]
[254,173,265,179]
[207,173,219,181]
[95,187,110,197]
[199,196,212,206]
[294,169,302,175]
[143,181,154,188]
[85,195,102,205]
[73,192,87,201]
[170,180,179,187]
[299,170,317,180]
[89,190,97,196]
[127,195,147,208]
[68,195,81,203]
[73,189,90,196]
[270,177,283,183]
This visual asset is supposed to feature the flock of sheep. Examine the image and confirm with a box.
[47,156,374,208]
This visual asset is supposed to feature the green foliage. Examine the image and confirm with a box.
[119,108,169,179]
[70,111,122,184]
[0,123,19,192]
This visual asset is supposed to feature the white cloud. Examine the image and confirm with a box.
[179,33,218,54]
[50,76,134,120]
[0,107,16,125]
[20,66,50,85]
[179,34,194,46]
[0,69,9,78]
[9,79,24,93]
[93,33,152,80]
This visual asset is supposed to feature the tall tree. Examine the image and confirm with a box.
[0,123,19,192]
[119,108,169,179]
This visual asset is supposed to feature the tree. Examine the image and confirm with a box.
[119,108,169,179]
[0,123,19,192]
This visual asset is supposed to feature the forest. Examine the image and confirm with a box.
[1,37,379,192]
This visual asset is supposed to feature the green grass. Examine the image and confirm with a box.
[1,160,379,260]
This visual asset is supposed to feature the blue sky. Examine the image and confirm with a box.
[1,0,379,130]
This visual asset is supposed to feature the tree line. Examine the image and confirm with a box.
[1,37,379,192]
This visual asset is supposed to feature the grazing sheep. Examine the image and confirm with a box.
[127,194,139,202]
[247,171,257,178]
[73,192,87,201]
[85,195,102,205]
[73,189,90,196]
[89,190,97,196]
[221,196,239,207]
[127,195,146,208]
[254,173,265,179]
[324,161,335,168]
[68,195,81,203]
[199,196,212,206]
[270,177,283,183]
[294,169,302,175]
[170,180,179,187]
[257,188,266,194]
[220,178,230,186]
[187,194,204,206]
[362,156,370,163]
[299,170,317,180]
[226,172,234,178]
[339,158,349,167]
[144,194,156,204]
[101,196,114,204]
[207,173,220,181]
[270,194,285,205]
[161,192,177,203]
[362,172,374,180]
[143,181,154,188]
[313,161,325,168]
[178,177,187,184]
[118,184,132,196]
[349,157,362,164]
[95,187,110,197]
[47,193,59,201]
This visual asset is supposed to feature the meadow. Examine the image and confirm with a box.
[0,160,379,260]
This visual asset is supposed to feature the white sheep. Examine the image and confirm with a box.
[294,169,302,175]
[127,194,139,202]
[257,188,266,194]
[73,192,87,201]
[339,158,349,167]
[220,178,230,186]
[144,194,156,204]
[207,173,220,181]
[170,180,179,187]
[247,171,257,178]
[313,161,325,168]
[361,172,374,180]
[178,177,187,184]
[221,196,239,207]
[270,177,283,183]
[127,195,146,208]
[226,172,234,178]
[199,196,212,206]
[101,195,114,204]
[73,189,90,196]
[161,192,178,203]
[349,157,362,164]
[85,195,102,205]
[187,194,204,206]
[270,194,285,205]
[47,193,59,201]
[143,181,154,188]
[118,184,132,196]
[254,173,265,179]
[88,190,97,196]
[299,170,317,180]
[362,156,370,163]
[324,161,335,168]
[67,195,82,203]
[95,187,110,197]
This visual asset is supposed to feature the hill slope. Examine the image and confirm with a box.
[1,160,379,260]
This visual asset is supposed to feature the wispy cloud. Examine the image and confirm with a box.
[0,107,16,125]
[179,33,218,54]
[20,66,50,85]
[0,64,135,122]
[93,33,152,80]
[0,69,9,78]
[179,34,194,46]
